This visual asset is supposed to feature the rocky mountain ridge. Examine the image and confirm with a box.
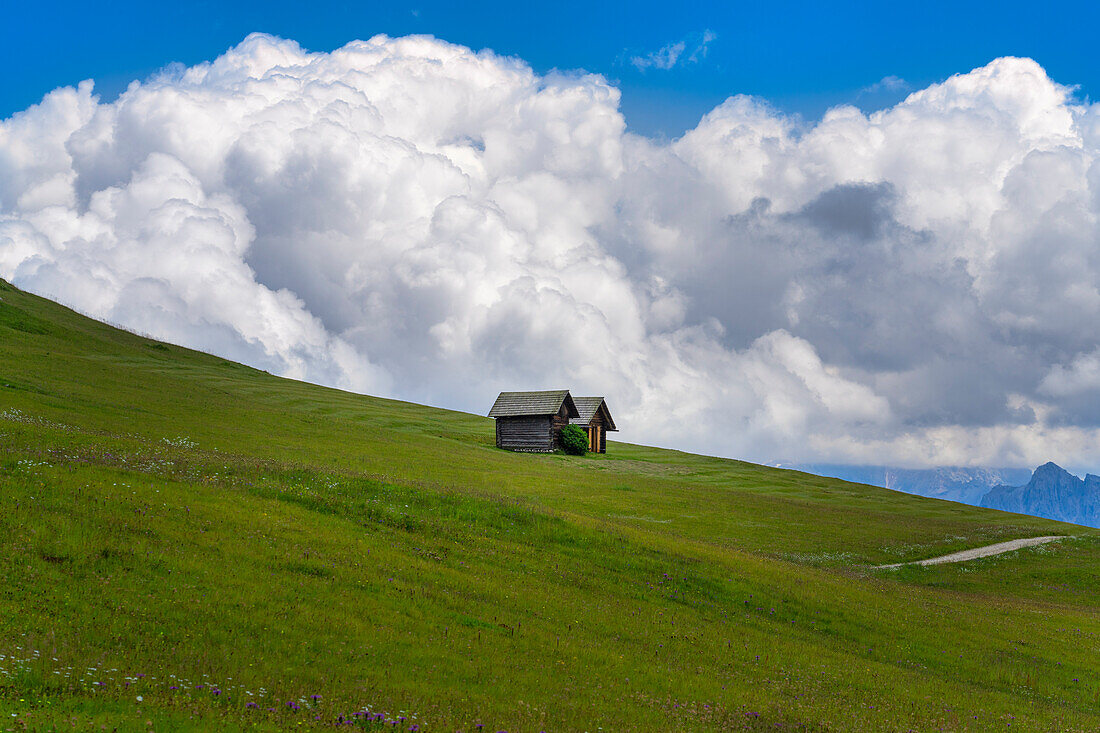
[981,462,1100,528]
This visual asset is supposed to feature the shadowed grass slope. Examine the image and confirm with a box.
[1,278,1099,731]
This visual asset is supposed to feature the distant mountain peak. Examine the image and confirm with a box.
[981,461,1098,528]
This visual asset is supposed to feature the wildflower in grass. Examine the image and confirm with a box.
[136,696,143,702]
[246,702,259,709]
[310,694,322,701]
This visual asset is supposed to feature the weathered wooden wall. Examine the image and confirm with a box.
[496,415,555,451]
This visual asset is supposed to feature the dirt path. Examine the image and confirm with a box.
[877,535,1068,569]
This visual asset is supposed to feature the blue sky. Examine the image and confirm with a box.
[5,0,1097,137]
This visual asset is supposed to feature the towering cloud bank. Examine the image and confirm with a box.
[3,34,1100,469]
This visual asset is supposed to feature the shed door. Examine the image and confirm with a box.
[589,425,600,452]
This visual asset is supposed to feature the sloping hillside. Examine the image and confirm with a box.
[2,279,1098,731]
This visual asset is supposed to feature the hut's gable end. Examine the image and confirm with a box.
[569,396,617,453]
[569,397,617,432]
[550,401,574,450]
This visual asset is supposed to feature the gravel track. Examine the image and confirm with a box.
[877,535,1068,569]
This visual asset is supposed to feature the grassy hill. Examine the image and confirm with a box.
[1,278,1098,731]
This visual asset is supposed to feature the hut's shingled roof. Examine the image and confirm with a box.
[488,390,579,418]
[569,397,618,431]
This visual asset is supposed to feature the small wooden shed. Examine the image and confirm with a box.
[488,390,579,452]
[570,397,618,453]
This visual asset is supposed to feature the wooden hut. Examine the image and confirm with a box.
[570,397,617,453]
[488,390,580,452]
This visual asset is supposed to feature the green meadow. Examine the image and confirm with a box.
[1,277,1098,731]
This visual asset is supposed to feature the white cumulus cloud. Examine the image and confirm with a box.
[3,36,1100,471]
